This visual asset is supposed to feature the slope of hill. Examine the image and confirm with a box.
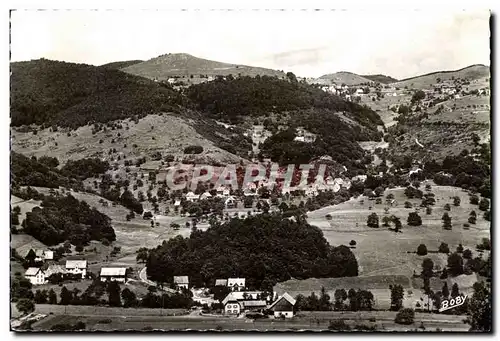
[121,53,285,81]
[361,74,398,84]
[10,59,188,128]
[392,64,490,89]
[317,71,373,85]
[101,60,143,69]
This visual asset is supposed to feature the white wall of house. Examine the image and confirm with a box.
[26,272,46,285]
[67,268,86,279]
[274,311,294,318]
[225,303,241,315]
[100,276,126,283]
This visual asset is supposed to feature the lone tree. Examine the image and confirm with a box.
[107,281,122,307]
[390,284,405,311]
[444,203,451,211]
[451,283,460,298]
[442,282,450,299]
[407,212,422,226]
[426,206,432,215]
[469,194,479,205]
[438,242,450,254]
[349,240,357,248]
[421,258,434,279]
[417,244,428,256]
[453,196,461,206]
[367,213,379,228]
[442,212,452,230]
[447,253,464,276]
[478,198,490,211]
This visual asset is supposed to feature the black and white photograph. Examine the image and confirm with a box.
[8,8,491,332]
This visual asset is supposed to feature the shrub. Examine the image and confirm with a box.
[328,320,351,331]
[395,308,415,325]
[183,145,204,154]
[417,244,428,256]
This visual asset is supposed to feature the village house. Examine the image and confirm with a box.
[43,264,67,278]
[227,278,246,291]
[186,191,200,202]
[174,276,189,289]
[34,250,54,262]
[65,260,87,279]
[200,192,212,200]
[215,279,228,286]
[269,292,297,318]
[24,267,47,285]
[100,267,127,282]
[222,291,266,315]
[225,196,237,209]
[167,78,176,84]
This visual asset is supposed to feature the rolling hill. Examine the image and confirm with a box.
[392,64,490,89]
[121,53,286,81]
[101,60,143,69]
[317,71,374,86]
[10,59,188,128]
[361,74,399,84]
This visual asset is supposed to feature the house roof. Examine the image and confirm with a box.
[100,267,127,277]
[44,264,67,276]
[25,267,42,276]
[174,276,189,284]
[242,300,267,307]
[215,279,228,286]
[65,260,87,269]
[222,291,262,305]
[227,278,245,287]
[186,192,198,198]
[268,292,296,310]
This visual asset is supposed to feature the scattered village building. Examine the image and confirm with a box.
[43,264,67,278]
[174,276,190,289]
[225,196,237,209]
[24,267,47,285]
[215,279,228,286]
[34,250,54,262]
[222,291,266,315]
[65,260,87,279]
[167,78,176,84]
[200,192,212,200]
[269,292,297,318]
[227,278,246,291]
[100,267,127,282]
[186,191,200,202]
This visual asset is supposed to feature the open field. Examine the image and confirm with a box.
[11,114,243,165]
[307,183,490,278]
[25,307,469,332]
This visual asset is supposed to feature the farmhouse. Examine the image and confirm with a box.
[215,279,228,286]
[200,192,212,200]
[35,250,54,262]
[174,276,189,289]
[269,292,297,318]
[24,267,47,285]
[222,291,266,315]
[65,260,87,279]
[227,277,246,291]
[43,264,67,278]
[100,267,127,282]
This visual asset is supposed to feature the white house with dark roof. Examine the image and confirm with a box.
[24,267,47,285]
[222,291,266,315]
[174,276,189,289]
[100,267,127,282]
[227,278,246,291]
[65,260,87,279]
[269,292,297,318]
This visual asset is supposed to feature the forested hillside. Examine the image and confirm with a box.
[146,213,359,290]
[11,59,188,128]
